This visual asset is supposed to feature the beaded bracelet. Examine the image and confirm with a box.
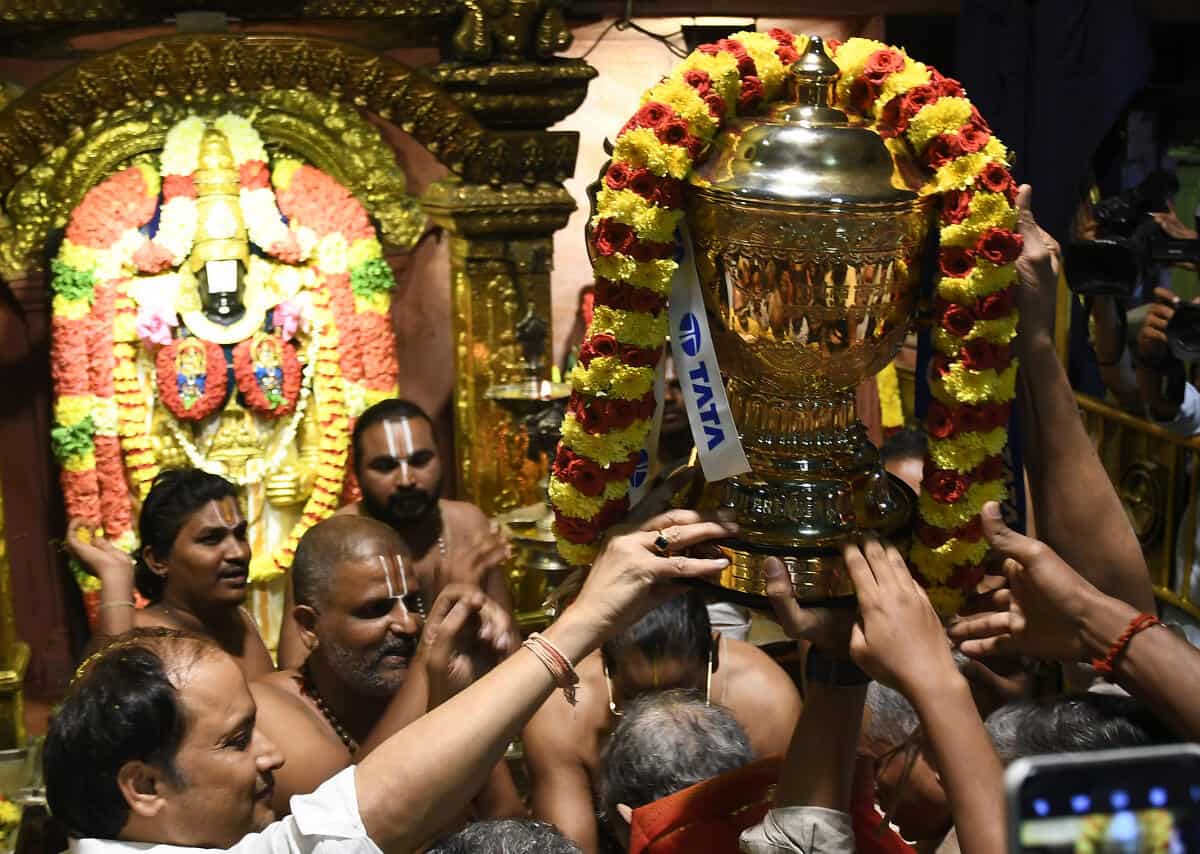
[1092,612,1160,678]
[523,632,579,706]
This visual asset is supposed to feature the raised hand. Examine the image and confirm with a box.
[1138,287,1181,365]
[65,518,134,585]
[843,536,956,700]
[1013,184,1063,348]
[763,556,854,657]
[948,501,1107,662]
[420,584,516,708]
[570,508,737,640]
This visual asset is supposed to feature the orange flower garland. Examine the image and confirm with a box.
[551,32,1021,616]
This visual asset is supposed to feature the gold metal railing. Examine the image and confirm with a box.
[1076,393,1200,619]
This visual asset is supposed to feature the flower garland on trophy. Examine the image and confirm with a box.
[50,112,400,607]
[550,32,1021,616]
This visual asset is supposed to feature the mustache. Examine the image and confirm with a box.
[387,487,435,513]
[372,634,418,666]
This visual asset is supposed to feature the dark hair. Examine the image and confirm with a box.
[135,469,238,601]
[45,628,214,840]
[600,690,753,821]
[427,819,582,854]
[351,398,434,473]
[601,589,712,672]
[880,427,927,464]
[985,693,1175,764]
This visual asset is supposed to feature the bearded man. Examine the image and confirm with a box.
[252,515,522,819]
[278,399,513,669]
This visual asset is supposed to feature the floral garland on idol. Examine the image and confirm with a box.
[549,32,1021,616]
[50,112,400,598]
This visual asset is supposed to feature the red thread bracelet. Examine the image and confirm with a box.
[523,632,580,705]
[1092,613,1160,678]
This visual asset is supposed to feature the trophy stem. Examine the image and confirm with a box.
[708,379,915,602]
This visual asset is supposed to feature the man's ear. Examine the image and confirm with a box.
[142,545,169,578]
[293,604,320,651]
[116,760,171,820]
[616,803,633,827]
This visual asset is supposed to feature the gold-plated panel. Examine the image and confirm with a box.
[717,547,855,601]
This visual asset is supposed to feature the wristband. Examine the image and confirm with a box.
[805,647,869,686]
[523,632,580,705]
[1092,612,1160,678]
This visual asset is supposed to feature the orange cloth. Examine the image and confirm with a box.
[851,756,917,854]
[628,756,782,854]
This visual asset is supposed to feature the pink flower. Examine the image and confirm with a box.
[135,303,178,346]
[273,297,309,340]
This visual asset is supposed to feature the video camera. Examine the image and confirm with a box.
[1065,171,1200,298]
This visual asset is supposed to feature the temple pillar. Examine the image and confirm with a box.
[423,182,575,514]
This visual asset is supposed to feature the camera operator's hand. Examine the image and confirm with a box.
[1137,287,1179,365]
[1014,185,1062,350]
[1151,205,1199,241]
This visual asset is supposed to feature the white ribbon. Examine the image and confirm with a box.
[667,225,751,482]
[626,352,666,505]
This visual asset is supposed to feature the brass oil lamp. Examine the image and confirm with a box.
[687,36,934,601]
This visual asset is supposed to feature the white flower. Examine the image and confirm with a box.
[214,113,267,165]
[152,196,198,264]
[160,116,205,177]
[241,187,290,251]
[92,398,119,436]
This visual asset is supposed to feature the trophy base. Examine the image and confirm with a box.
[695,471,916,608]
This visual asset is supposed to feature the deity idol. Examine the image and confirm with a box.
[50,113,401,643]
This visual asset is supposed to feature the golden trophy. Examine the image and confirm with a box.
[687,36,934,601]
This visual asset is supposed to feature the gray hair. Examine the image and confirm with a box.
[600,689,754,822]
[984,693,1173,764]
[863,682,920,749]
[427,820,581,854]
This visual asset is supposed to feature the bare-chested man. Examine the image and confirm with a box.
[524,589,801,852]
[67,468,273,680]
[278,398,513,669]
[252,514,522,821]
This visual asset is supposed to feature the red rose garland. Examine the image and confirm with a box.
[156,338,229,422]
[233,334,302,418]
[551,31,1023,616]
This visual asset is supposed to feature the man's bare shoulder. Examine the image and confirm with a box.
[439,499,490,533]
[525,652,607,749]
[334,502,363,517]
[723,638,798,699]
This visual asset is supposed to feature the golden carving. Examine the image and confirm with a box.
[428,59,595,130]
[451,0,571,62]
[0,87,425,280]
[0,34,581,197]
[424,179,573,514]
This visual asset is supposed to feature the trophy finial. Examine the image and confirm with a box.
[788,35,841,114]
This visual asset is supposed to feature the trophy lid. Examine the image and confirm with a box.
[688,35,917,207]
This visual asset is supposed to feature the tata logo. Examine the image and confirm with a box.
[686,360,726,451]
[630,449,649,489]
[679,312,702,357]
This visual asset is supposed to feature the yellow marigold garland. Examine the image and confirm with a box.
[551,31,1022,616]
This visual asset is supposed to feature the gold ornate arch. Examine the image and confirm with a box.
[0,33,583,279]
[0,89,426,279]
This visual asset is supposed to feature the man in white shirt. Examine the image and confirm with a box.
[45,508,749,854]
